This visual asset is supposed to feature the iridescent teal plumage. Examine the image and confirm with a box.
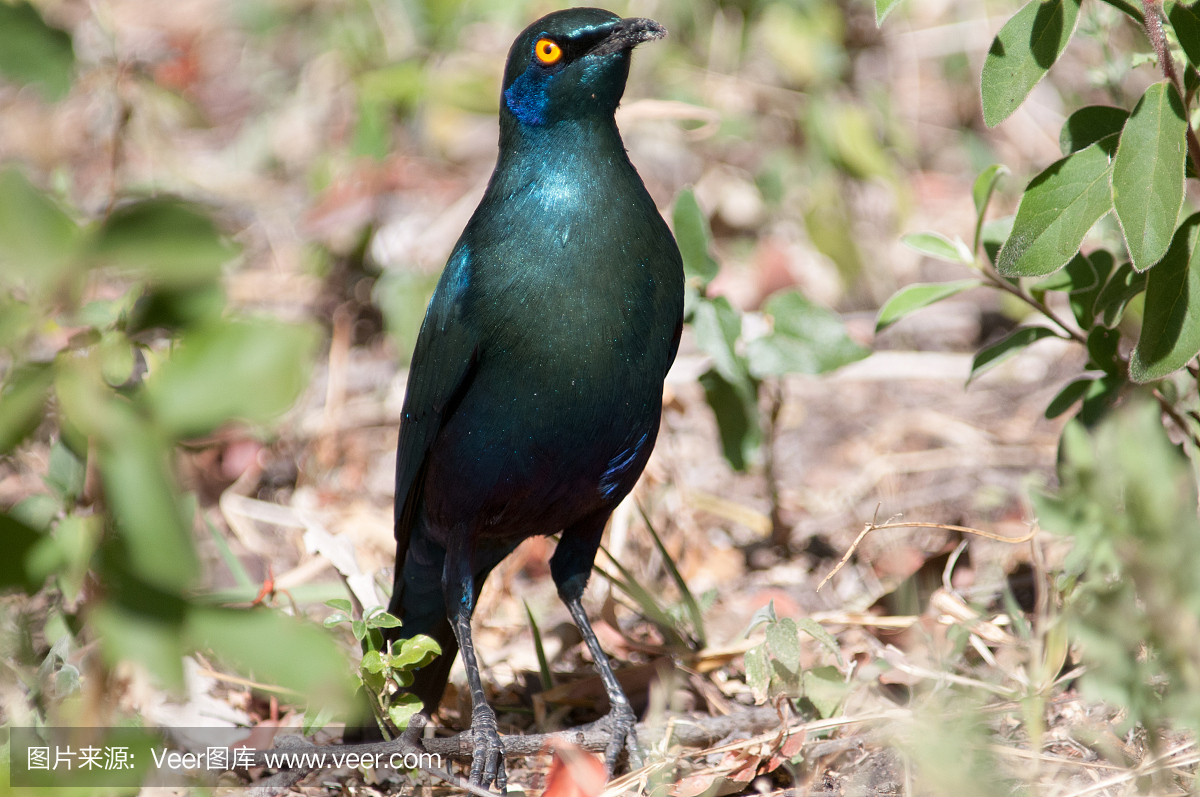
[384,8,682,789]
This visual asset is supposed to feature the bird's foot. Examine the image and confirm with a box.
[468,704,507,792]
[583,702,642,776]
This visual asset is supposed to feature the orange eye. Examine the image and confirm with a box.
[534,38,562,65]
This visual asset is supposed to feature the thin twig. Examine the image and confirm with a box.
[981,268,1087,346]
[816,520,1038,592]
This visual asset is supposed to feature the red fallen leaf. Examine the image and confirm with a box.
[543,740,606,797]
[766,730,807,771]
[672,755,762,797]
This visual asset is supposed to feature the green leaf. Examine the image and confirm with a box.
[1059,106,1129,155]
[744,644,770,702]
[876,0,904,24]
[1046,378,1094,419]
[45,439,84,504]
[1112,82,1188,272]
[303,705,336,736]
[91,599,187,691]
[99,417,200,591]
[391,634,441,669]
[876,280,984,332]
[795,618,846,668]
[972,165,1009,251]
[766,618,802,675]
[1094,262,1147,327]
[1078,374,1123,426]
[746,601,778,636]
[325,598,353,613]
[0,2,74,101]
[1029,251,1097,293]
[361,649,386,674]
[981,0,1083,127]
[525,601,553,692]
[970,326,1060,381]
[699,369,759,471]
[352,620,367,640]
[901,232,973,264]
[673,189,720,287]
[1070,250,1117,328]
[1130,213,1200,382]
[0,363,53,455]
[373,271,440,366]
[747,289,869,377]
[0,512,44,594]
[387,693,424,731]
[91,198,238,286]
[147,319,318,438]
[802,666,849,719]
[0,169,79,287]
[691,297,745,385]
[996,136,1117,277]
[99,330,135,387]
[368,611,402,629]
[1086,326,1122,374]
[1169,1,1200,68]
[323,612,350,627]
[187,606,356,709]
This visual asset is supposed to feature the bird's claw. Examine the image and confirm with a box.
[468,706,507,792]
[586,702,642,776]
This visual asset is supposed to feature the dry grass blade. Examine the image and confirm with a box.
[816,512,1039,592]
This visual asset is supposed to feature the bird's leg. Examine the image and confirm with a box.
[444,563,507,792]
[562,593,643,773]
[551,514,642,775]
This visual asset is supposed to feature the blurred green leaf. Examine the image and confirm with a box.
[969,326,1059,382]
[698,368,759,472]
[0,512,44,593]
[0,362,53,455]
[128,283,226,334]
[0,169,79,286]
[373,271,440,364]
[92,198,237,286]
[1130,213,1200,382]
[186,606,356,709]
[1045,378,1094,419]
[99,416,200,591]
[0,2,74,101]
[996,136,1116,276]
[981,216,1015,267]
[352,97,391,161]
[92,600,187,690]
[802,665,849,718]
[692,297,745,384]
[45,439,84,504]
[902,232,973,265]
[1169,1,1200,68]
[876,0,905,25]
[746,289,869,377]
[99,330,135,387]
[981,0,1082,127]
[147,319,318,438]
[972,165,1009,250]
[1112,82,1187,272]
[673,189,720,287]
[1059,106,1129,155]
[876,280,983,332]
[761,2,846,87]
[811,100,892,180]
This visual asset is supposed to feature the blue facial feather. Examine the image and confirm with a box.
[504,67,553,126]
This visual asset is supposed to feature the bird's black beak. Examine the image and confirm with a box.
[587,17,667,57]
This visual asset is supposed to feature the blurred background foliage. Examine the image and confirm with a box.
[6,0,1200,790]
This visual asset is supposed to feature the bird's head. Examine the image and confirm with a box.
[501,8,665,128]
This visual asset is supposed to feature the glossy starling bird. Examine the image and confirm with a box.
[384,7,682,791]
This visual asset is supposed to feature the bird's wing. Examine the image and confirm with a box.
[393,247,480,551]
